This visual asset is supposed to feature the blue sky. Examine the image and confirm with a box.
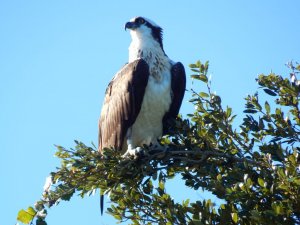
[1,1,299,225]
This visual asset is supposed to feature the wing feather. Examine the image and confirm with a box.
[163,62,186,134]
[98,59,149,152]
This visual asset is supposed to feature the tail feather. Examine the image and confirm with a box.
[100,194,104,215]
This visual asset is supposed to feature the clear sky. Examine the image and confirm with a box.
[1,1,299,225]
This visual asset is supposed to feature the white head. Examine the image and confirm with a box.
[125,16,164,51]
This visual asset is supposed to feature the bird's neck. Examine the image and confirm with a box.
[128,35,170,80]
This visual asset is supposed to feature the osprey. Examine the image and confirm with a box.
[98,16,186,155]
[98,16,186,215]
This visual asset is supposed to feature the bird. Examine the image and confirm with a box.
[98,16,186,213]
[98,16,186,156]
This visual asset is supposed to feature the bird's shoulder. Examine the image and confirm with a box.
[171,61,185,74]
[105,59,149,95]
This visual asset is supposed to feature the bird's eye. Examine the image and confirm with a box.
[136,18,145,24]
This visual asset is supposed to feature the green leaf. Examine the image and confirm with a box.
[263,88,277,96]
[275,108,282,115]
[199,75,208,83]
[17,207,37,224]
[231,212,238,223]
[191,75,200,80]
[277,168,286,179]
[265,101,271,114]
[189,63,198,68]
[159,181,165,190]
[246,178,253,188]
[113,214,122,220]
[27,207,36,216]
[243,109,257,114]
[226,107,232,117]
[204,61,209,70]
[258,178,265,187]
[199,92,209,98]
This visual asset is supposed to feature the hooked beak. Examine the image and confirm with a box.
[125,21,138,31]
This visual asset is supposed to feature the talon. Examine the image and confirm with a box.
[122,147,144,159]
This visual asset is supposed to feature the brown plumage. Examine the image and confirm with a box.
[98,59,149,153]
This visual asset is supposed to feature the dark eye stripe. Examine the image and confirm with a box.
[136,17,145,24]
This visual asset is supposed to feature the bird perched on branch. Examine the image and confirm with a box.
[98,16,186,156]
[98,16,186,213]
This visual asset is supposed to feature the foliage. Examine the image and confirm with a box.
[17,61,300,225]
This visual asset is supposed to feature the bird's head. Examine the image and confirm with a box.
[125,16,164,50]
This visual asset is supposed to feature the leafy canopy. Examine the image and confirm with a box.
[17,61,300,225]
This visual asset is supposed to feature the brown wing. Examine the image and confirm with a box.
[163,62,186,134]
[98,59,149,152]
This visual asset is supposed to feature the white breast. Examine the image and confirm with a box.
[129,68,171,147]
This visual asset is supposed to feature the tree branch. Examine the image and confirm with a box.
[137,145,264,168]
